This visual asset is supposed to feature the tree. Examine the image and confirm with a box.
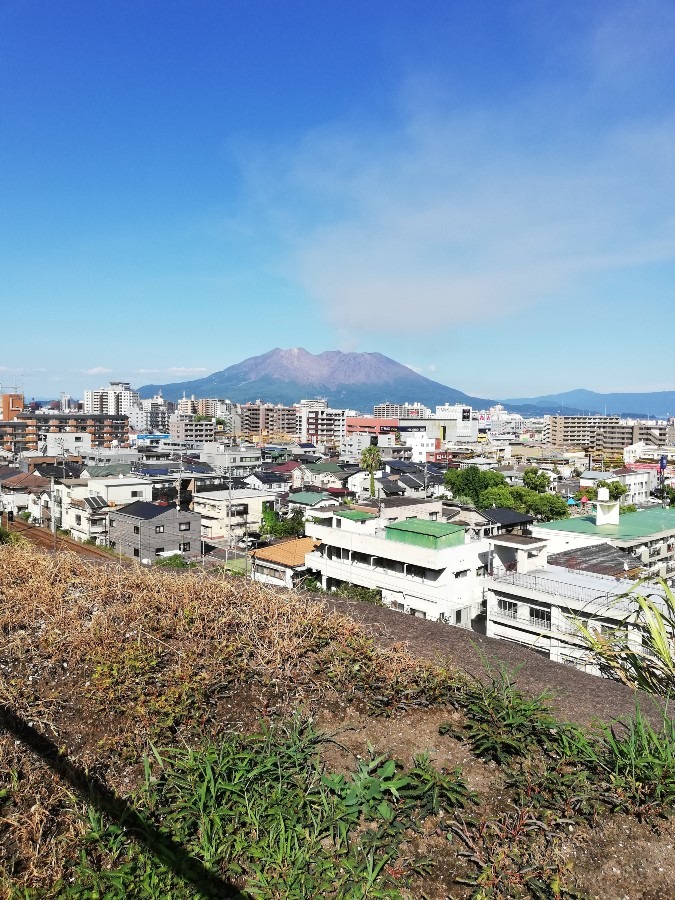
[261,508,305,538]
[600,480,628,502]
[477,486,517,510]
[360,445,383,497]
[510,487,569,521]
[522,467,551,494]
[444,466,507,505]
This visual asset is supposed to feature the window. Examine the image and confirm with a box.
[429,512,438,521]
[529,606,551,630]
[155,547,164,556]
[109,519,116,527]
[131,490,141,497]
[133,548,140,557]
[109,541,116,549]
[179,542,190,552]
[133,525,140,534]
[155,525,164,533]
[179,522,191,531]
[75,514,81,525]
[454,569,469,579]
[476,565,487,577]
[497,599,518,619]
[455,609,463,625]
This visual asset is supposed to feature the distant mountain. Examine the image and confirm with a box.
[138,348,496,411]
[505,389,675,419]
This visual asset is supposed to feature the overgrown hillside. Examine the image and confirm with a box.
[1,544,674,899]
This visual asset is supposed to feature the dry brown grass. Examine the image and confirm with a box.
[3,544,675,900]
[0,543,466,895]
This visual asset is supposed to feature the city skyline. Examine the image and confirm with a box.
[2,1,675,397]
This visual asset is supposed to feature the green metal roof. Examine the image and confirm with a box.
[86,464,133,476]
[289,491,334,506]
[537,508,675,541]
[335,509,377,521]
[385,519,464,537]
[304,463,346,474]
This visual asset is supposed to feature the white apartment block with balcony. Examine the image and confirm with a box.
[486,564,669,674]
[305,509,492,626]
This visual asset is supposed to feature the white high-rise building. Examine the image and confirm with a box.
[83,382,139,416]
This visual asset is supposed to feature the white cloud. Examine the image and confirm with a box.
[238,4,675,336]
[82,367,112,376]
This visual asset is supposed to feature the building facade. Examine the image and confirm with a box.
[109,501,201,562]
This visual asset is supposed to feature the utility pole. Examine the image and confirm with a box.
[51,475,56,549]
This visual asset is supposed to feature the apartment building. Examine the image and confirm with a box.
[84,382,139,415]
[545,415,667,452]
[192,489,276,541]
[0,413,129,454]
[302,407,355,447]
[240,403,299,440]
[1,392,24,421]
[533,505,675,583]
[198,443,262,476]
[169,413,215,444]
[485,563,666,673]
[373,403,431,419]
[304,503,491,625]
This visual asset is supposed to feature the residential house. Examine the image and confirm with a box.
[191,489,277,542]
[249,537,320,589]
[109,501,201,562]
[287,491,339,513]
[0,472,50,517]
[244,471,290,493]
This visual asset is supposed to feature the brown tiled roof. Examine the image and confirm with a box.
[2,473,50,492]
[251,537,320,568]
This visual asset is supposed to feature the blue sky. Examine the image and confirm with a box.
[2,0,675,401]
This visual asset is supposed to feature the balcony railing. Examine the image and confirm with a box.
[491,570,632,612]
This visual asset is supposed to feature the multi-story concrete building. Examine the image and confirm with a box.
[485,404,524,436]
[1,392,24,421]
[0,413,129,454]
[109,501,201,562]
[345,416,399,436]
[304,501,493,625]
[169,413,215,445]
[128,397,170,434]
[84,382,139,416]
[373,403,432,419]
[533,504,675,583]
[198,443,262,476]
[485,563,665,672]
[545,415,668,452]
[302,407,355,447]
[240,403,299,440]
[192,488,276,542]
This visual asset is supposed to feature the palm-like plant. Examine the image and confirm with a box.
[360,445,383,498]
[574,579,675,696]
